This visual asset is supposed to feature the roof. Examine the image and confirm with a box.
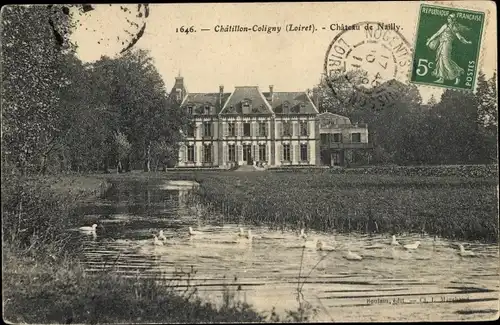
[318,112,352,126]
[220,86,274,115]
[263,92,318,115]
[177,82,320,116]
[182,93,231,114]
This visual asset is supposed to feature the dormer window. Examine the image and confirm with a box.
[195,106,204,115]
[204,105,210,115]
[283,101,290,109]
[241,99,252,112]
[176,89,182,101]
[187,105,193,115]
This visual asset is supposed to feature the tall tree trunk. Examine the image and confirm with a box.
[39,154,47,175]
[102,158,109,174]
[143,141,151,172]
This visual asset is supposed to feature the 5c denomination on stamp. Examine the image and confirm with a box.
[324,21,412,111]
[410,4,485,91]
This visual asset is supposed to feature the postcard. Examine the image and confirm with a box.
[2,2,498,324]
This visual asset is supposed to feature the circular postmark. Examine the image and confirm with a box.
[48,4,149,57]
[324,21,413,111]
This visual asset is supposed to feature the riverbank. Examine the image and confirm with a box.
[2,174,267,324]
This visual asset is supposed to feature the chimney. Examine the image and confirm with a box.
[312,87,320,111]
[219,85,224,106]
[269,85,274,102]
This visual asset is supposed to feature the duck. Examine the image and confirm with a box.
[153,235,164,246]
[79,224,97,232]
[299,228,307,240]
[458,244,475,257]
[316,240,335,251]
[158,230,167,241]
[345,250,363,261]
[391,235,400,246]
[188,227,203,236]
[237,227,246,237]
[245,230,260,241]
[403,241,421,250]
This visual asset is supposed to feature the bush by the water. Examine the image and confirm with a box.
[3,251,264,324]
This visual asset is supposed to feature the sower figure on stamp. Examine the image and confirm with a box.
[426,13,472,85]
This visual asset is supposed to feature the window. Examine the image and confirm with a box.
[351,133,361,143]
[203,144,212,163]
[300,144,308,162]
[187,124,195,137]
[320,134,328,145]
[187,106,193,115]
[203,122,212,137]
[228,122,236,136]
[228,144,236,162]
[282,122,292,136]
[187,145,195,162]
[243,122,251,136]
[259,144,266,162]
[176,89,182,101]
[333,133,341,142]
[300,121,308,136]
[283,144,291,161]
[204,106,210,115]
[259,122,267,137]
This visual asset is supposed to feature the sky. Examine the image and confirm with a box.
[70,1,497,103]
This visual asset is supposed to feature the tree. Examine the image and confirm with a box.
[475,71,498,162]
[476,71,498,128]
[90,49,188,172]
[1,5,76,175]
[114,131,131,173]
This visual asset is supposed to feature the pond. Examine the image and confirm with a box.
[75,178,499,322]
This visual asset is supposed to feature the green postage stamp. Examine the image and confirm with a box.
[410,4,485,90]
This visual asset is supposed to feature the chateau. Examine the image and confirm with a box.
[170,76,371,168]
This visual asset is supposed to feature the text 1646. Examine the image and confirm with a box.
[176,26,196,34]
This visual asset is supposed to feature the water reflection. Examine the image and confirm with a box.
[75,179,499,322]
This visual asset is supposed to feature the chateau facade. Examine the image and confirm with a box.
[171,76,371,168]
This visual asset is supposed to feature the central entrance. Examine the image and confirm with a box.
[243,144,252,165]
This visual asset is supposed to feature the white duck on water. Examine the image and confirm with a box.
[316,240,335,251]
[403,241,421,250]
[79,224,97,233]
[158,230,167,241]
[458,244,475,257]
[153,235,164,246]
[345,250,363,261]
[245,230,261,241]
[391,235,400,246]
[237,227,246,237]
[299,228,307,240]
[188,227,203,236]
